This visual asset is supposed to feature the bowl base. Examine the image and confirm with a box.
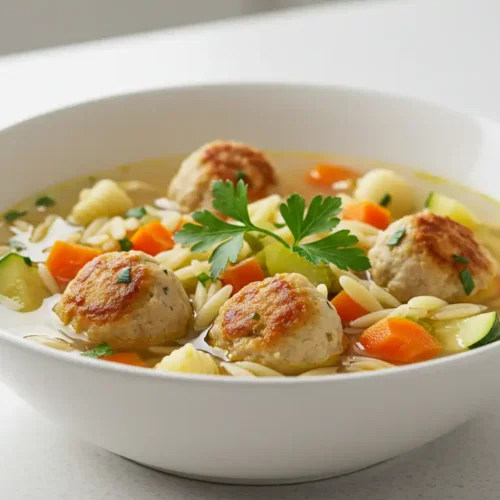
[128,458,386,485]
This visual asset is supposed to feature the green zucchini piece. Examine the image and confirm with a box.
[425,192,478,228]
[0,253,50,311]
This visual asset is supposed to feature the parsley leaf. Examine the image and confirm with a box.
[35,196,56,208]
[197,272,211,284]
[293,231,370,270]
[5,210,27,222]
[117,267,131,283]
[387,227,406,246]
[125,206,147,219]
[250,312,261,321]
[453,254,470,264]
[460,268,475,295]
[379,193,391,207]
[280,194,341,243]
[118,238,133,251]
[174,180,369,278]
[163,269,169,276]
[22,256,32,267]
[236,171,247,181]
[81,342,114,358]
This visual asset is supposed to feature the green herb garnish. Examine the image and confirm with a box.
[460,268,475,295]
[453,254,470,264]
[117,267,131,283]
[175,180,370,279]
[387,227,406,246]
[379,193,391,207]
[250,312,261,321]
[118,238,133,251]
[163,269,169,276]
[81,342,114,358]
[424,192,433,208]
[8,238,26,251]
[163,287,169,295]
[236,171,247,181]
[35,196,56,208]
[5,210,27,222]
[124,206,147,219]
[197,272,211,284]
[23,256,32,267]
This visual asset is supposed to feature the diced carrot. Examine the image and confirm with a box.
[359,317,441,364]
[221,257,266,294]
[342,201,391,230]
[330,290,369,323]
[307,164,360,186]
[131,220,175,256]
[102,352,146,367]
[46,241,101,287]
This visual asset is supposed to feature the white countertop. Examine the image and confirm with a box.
[2,0,500,498]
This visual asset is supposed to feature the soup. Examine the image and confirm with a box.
[2,141,500,377]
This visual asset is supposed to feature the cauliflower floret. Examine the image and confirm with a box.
[155,343,219,375]
[208,273,344,375]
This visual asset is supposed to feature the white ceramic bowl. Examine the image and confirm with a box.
[1,84,500,485]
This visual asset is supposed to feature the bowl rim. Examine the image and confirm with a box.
[1,81,499,386]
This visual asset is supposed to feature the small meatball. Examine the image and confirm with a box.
[208,273,343,375]
[368,212,498,302]
[168,140,278,212]
[55,251,192,349]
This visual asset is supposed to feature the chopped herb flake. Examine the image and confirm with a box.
[8,239,26,251]
[35,196,56,208]
[163,269,169,276]
[460,268,475,295]
[379,193,391,207]
[124,206,147,219]
[250,312,261,321]
[118,238,133,251]
[197,272,211,284]
[22,256,32,267]
[117,267,131,283]
[81,342,114,358]
[387,227,406,246]
[163,287,169,295]
[236,171,247,181]
[424,192,434,208]
[453,254,470,264]
[4,210,27,222]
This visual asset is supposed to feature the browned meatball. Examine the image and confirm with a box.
[167,140,278,212]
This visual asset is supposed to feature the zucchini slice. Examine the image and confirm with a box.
[0,253,50,311]
[425,192,478,228]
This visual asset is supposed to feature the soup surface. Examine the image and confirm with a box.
[2,141,500,377]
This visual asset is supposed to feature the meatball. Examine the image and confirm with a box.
[368,212,498,302]
[208,273,344,375]
[55,251,192,349]
[167,140,278,212]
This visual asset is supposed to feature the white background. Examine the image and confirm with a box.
[2,0,500,498]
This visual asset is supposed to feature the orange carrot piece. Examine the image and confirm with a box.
[102,352,146,367]
[131,220,175,256]
[359,317,441,364]
[221,257,266,294]
[330,290,369,323]
[46,241,101,287]
[342,201,391,230]
[307,164,360,186]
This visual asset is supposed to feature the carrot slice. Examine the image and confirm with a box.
[342,201,391,230]
[46,241,101,287]
[307,164,360,186]
[131,220,175,256]
[221,257,266,294]
[330,291,369,323]
[359,317,441,364]
[102,352,146,367]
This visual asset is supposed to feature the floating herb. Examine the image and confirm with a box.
[460,268,475,295]
[197,272,211,284]
[387,227,406,247]
[118,238,133,252]
[35,196,56,208]
[4,210,27,222]
[22,256,32,267]
[81,342,114,358]
[117,266,131,283]
[163,269,169,276]
[124,206,147,219]
[453,254,470,264]
[236,171,247,181]
[379,193,391,207]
